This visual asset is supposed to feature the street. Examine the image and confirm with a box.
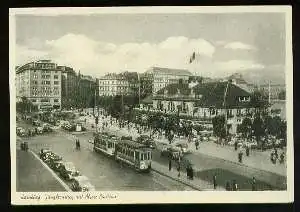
[16,116,286,191]
[18,131,195,191]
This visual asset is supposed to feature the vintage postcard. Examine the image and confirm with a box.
[9,6,293,204]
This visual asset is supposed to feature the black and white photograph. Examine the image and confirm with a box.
[9,6,293,204]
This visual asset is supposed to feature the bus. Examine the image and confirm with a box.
[93,132,118,157]
[115,140,152,172]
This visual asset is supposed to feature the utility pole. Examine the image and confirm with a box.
[223,80,230,137]
[138,73,141,106]
[93,85,99,133]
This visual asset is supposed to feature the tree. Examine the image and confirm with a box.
[212,115,227,141]
[252,114,266,150]
[251,90,269,111]
[237,117,252,138]
[16,97,37,114]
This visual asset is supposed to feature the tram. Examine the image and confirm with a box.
[93,132,118,157]
[115,140,152,172]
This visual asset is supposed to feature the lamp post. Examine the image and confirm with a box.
[92,84,99,134]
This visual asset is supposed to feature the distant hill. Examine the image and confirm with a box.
[229,67,285,85]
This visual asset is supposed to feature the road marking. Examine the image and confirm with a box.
[29,150,72,192]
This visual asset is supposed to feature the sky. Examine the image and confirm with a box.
[15,13,286,80]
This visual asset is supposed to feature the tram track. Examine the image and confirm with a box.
[57,129,198,190]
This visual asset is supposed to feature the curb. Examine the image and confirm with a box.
[151,167,203,191]
[29,150,72,192]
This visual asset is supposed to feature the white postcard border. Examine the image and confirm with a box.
[9,6,294,205]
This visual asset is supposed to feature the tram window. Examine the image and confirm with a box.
[147,152,150,160]
[135,152,139,160]
[141,154,143,161]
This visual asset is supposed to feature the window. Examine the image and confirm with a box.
[46,81,50,85]
[54,81,59,85]
[41,98,50,103]
[32,80,38,85]
[54,99,59,103]
[33,74,38,79]
[54,75,59,79]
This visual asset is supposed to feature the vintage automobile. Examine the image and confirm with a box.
[160,144,183,160]
[173,141,190,154]
[16,127,26,137]
[58,162,80,181]
[71,176,95,192]
[32,120,41,126]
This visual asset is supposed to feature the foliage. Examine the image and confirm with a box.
[237,117,252,138]
[212,115,226,139]
[16,97,38,114]
[251,90,269,109]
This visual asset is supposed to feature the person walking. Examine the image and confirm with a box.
[232,180,238,191]
[213,174,217,190]
[246,145,250,157]
[234,140,238,151]
[251,177,257,191]
[238,149,243,163]
[168,160,172,171]
[195,140,199,150]
[279,152,285,164]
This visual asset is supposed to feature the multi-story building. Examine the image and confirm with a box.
[59,66,78,109]
[139,72,154,98]
[152,80,255,134]
[98,73,131,96]
[16,60,62,110]
[146,66,193,94]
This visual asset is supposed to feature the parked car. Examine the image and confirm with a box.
[58,162,80,181]
[71,176,95,192]
[32,120,41,126]
[16,127,26,136]
[161,145,182,160]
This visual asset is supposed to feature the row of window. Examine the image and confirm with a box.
[99,81,128,85]
[99,86,129,91]
[30,98,59,103]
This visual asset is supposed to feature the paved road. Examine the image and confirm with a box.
[24,131,194,191]
[16,149,66,192]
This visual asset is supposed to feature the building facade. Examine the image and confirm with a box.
[152,81,255,134]
[146,67,193,94]
[98,73,131,96]
[59,66,78,109]
[16,60,62,110]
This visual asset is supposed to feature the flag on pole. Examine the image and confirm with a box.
[189,52,196,63]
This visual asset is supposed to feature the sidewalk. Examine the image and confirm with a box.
[156,137,286,177]
[151,161,225,191]
[16,149,67,192]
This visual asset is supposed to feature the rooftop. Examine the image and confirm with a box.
[146,66,192,76]
[154,81,253,108]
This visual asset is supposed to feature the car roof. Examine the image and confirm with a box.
[74,175,89,181]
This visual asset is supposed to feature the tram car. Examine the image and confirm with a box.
[115,140,152,172]
[93,132,118,157]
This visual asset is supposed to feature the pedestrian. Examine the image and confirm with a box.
[246,145,250,157]
[251,177,257,191]
[190,166,194,180]
[279,152,285,164]
[213,174,217,189]
[177,162,181,177]
[274,148,278,161]
[225,181,231,191]
[234,140,238,151]
[168,160,172,171]
[195,140,199,150]
[232,180,238,191]
[238,151,243,163]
